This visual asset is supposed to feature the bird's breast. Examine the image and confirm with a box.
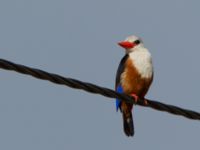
[121,57,153,97]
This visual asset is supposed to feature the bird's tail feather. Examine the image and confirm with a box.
[122,111,134,136]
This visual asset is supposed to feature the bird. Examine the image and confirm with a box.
[115,35,153,137]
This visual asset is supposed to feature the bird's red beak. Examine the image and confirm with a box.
[118,41,134,49]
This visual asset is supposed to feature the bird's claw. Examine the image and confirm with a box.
[130,93,148,105]
[143,99,148,105]
[130,93,139,104]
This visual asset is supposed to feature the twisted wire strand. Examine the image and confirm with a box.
[0,58,200,120]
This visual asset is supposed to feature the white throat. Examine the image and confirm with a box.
[129,48,153,78]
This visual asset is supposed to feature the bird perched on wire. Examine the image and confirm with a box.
[115,35,153,137]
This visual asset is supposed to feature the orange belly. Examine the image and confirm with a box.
[121,58,153,98]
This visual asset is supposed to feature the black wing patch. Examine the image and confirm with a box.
[115,54,128,88]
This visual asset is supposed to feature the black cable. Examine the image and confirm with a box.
[0,58,200,120]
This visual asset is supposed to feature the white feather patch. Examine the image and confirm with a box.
[129,48,153,78]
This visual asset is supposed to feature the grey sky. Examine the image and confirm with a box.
[0,0,200,149]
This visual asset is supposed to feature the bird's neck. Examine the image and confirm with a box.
[128,48,153,79]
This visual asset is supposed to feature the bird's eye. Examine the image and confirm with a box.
[134,40,140,45]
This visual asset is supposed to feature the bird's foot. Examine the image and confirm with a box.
[130,93,148,105]
[130,93,139,104]
[143,99,148,105]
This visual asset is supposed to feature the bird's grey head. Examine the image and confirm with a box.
[118,35,144,53]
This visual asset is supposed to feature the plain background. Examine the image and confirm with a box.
[0,0,200,149]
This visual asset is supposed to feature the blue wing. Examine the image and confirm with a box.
[115,54,128,111]
[116,85,123,111]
